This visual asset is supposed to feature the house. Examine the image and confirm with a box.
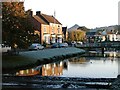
[86,31,96,43]
[68,24,80,32]
[106,31,117,41]
[116,34,120,41]
[28,10,63,44]
[86,29,118,43]
[94,25,118,42]
[68,24,87,42]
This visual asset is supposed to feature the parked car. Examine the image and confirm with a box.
[59,43,68,47]
[71,41,76,47]
[51,43,68,48]
[75,41,83,47]
[28,43,44,50]
[51,43,59,48]
[0,44,11,53]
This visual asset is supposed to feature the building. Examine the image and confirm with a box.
[94,25,118,42]
[86,29,102,43]
[68,24,87,42]
[106,31,117,41]
[28,10,63,44]
[116,34,120,41]
[86,29,118,43]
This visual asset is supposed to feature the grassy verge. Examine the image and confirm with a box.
[2,55,38,73]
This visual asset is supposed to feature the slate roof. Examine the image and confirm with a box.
[68,24,80,31]
[41,14,62,25]
[33,15,48,25]
[86,32,96,36]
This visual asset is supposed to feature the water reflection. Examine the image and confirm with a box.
[16,61,66,76]
[42,62,63,76]
[16,52,119,78]
[69,57,90,64]
[85,51,120,58]
[104,51,120,57]
[16,69,40,76]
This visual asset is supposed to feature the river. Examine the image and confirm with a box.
[14,51,120,78]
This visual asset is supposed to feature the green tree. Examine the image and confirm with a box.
[68,30,85,42]
[2,2,38,49]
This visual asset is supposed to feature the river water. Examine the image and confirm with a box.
[15,51,120,78]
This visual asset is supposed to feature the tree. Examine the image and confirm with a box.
[2,2,38,49]
[77,26,90,32]
[68,30,86,42]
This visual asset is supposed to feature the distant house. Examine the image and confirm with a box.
[86,29,118,43]
[116,34,120,41]
[94,25,118,42]
[86,30,97,43]
[101,30,118,41]
[68,24,80,32]
[68,24,87,42]
[27,10,63,44]
[106,31,117,41]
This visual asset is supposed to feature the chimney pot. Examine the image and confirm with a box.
[27,10,33,16]
[36,11,41,15]
[30,11,33,16]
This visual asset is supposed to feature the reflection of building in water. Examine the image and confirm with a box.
[42,61,63,76]
[104,52,118,57]
[63,60,68,70]
[15,61,67,76]
[16,69,40,76]
[69,57,89,64]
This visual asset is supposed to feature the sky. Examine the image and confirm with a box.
[24,0,120,29]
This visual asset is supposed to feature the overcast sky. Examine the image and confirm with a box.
[24,0,119,29]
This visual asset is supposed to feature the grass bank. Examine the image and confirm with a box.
[3,47,85,73]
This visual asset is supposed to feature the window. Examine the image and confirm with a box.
[58,25,60,33]
[44,26,46,33]
[112,37,115,41]
[58,28,60,33]
[52,27,54,33]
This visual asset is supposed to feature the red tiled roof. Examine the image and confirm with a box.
[41,14,62,25]
[33,15,48,24]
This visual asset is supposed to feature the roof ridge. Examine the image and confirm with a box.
[41,13,53,17]
[33,15,48,24]
[41,13,62,25]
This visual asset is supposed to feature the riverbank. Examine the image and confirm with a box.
[2,47,85,73]
[3,75,115,89]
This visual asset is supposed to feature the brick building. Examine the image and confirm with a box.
[28,10,63,44]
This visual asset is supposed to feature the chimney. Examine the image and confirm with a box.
[26,10,33,16]
[36,11,41,15]
[29,11,33,16]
